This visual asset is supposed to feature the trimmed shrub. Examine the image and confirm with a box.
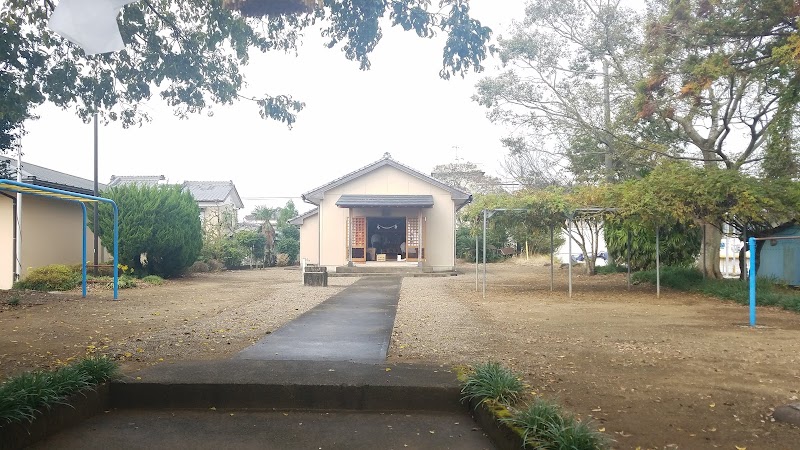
[96,184,203,278]
[188,261,210,273]
[276,253,290,267]
[15,265,80,291]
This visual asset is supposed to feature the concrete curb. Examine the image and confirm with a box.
[110,360,463,413]
[0,383,110,450]
[468,399,526,450]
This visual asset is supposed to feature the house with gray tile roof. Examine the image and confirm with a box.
[182,181,244,238]
[0,156,106,194]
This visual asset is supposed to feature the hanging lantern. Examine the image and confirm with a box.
[222,0,322,17]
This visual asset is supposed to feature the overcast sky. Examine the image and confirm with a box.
[19,1,526,215]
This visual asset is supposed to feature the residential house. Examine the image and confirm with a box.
[289,153,472,271]
[0,157,108,289]
[107,175,166,187]
[182,181,244,239]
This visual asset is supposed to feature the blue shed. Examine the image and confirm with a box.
[756,222,800,286]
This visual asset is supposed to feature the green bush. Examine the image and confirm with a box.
[605,220,701,271]
[595,263,627,275]
[276,236,299,265]
[15,265,80,291]
[141,275,164,285]
[95,185,203,278]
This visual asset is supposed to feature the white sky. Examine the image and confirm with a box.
[19,0,527,215]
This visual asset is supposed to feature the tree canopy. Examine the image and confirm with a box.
[1,0,493,152]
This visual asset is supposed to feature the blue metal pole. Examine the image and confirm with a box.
[113,202,119,300]
[748,237,756,327]
[81,203,87,298]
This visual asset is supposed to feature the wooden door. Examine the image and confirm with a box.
[349,216,366,262]
[406,217,420,262]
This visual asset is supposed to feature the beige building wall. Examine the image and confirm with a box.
[318,165,456,270]
[297,212,319,264]
[0,196,14,289]
[0,195,108,290]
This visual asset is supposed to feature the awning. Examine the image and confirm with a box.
[335,195,434,208]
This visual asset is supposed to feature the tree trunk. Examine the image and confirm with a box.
[700,221,722,279]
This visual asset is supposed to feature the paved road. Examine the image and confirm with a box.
[236,276,401,363]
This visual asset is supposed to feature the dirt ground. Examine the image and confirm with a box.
[1,262,799,449]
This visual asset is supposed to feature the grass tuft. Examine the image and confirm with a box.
[141,275,164,285]
[504,398,609,449]
[0,357,119,426]
[461,362,525,407]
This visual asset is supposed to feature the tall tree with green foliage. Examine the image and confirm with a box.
[636,0,800,277]
[473,0,650,184]
[97,184,203,278]
[1,0,492,152]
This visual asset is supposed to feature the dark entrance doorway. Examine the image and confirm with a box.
[366,217,406,261]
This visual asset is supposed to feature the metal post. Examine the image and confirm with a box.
[15,146,22,281]
[93,113,99,275]
[568,217,573,298]
[549,225,554,292]
[112,202,119,300]
[475,234,478,292]
[81,203,87,298]
[656,226,661,298]
[347,214,352,267]
[748,237,756,327]
[482,209,487,299]
[626,229,631,290]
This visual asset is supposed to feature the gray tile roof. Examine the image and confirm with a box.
[335,195,434,208]
[108,175,165,187]
[182,181,244,208]
[0,156,104,194]
[288,207,318,226]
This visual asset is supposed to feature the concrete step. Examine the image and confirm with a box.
[329,272,456,278]
[30,409,494,450]
[110,360,463,413]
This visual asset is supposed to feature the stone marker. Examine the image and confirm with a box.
[303,265,328,287]
[773,402,800,426]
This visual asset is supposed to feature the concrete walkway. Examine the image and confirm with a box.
[237,276,401,363]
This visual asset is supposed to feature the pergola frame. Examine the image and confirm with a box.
[0,180,120,299]
[476,207,664,300]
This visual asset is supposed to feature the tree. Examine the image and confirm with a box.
[637,0,800,277]
[604,218,701,271]
[431,158,504,194]
[235,229,268,264]
[473,0,645,184]
[1,0,492,152]
[96,184,203,278]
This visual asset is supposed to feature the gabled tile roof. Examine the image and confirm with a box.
[0,156,103,194]
[182,181,244,208]
[301,153,471,206]
[108,175,165,187]
[288,207,318,226]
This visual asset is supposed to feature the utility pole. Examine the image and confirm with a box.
[93,112,99,274]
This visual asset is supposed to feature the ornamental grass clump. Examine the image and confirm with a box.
[503,398,609,450]
[461,361,525,407]
[0,357,119,426]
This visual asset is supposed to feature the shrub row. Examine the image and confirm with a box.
[632,267,800,312]
[14,264,164,292]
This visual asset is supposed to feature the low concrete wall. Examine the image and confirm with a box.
[0,383,110,450]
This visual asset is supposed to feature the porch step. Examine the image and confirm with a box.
[329,272,456,278]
